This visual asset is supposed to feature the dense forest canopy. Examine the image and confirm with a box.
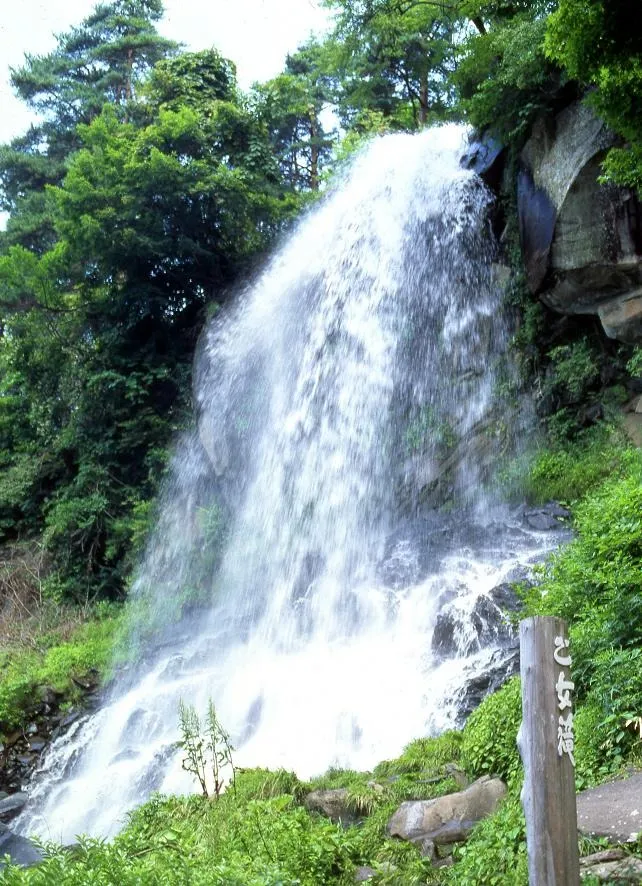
[0,0,641,604]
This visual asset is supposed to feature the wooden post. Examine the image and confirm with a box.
[518,616,580,886]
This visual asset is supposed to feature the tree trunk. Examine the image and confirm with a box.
[419,77,428,126]
[309,110,320,191]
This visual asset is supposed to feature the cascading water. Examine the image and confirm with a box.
[16,126,562,844]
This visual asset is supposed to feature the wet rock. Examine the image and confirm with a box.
[523,502,570,531]
[461,136,505,193]
[378,539,421,590]
[598,289,642,342]
[457,648,521,721]
[387,776,507,846]
[60,711,81,730]
[37,686,62,707]
[432,612,458,657]
[0,823,42,867]
[28,740,46,754]
[488,582,521,612]
[304,788,357,825]
[0,793,28,822]
[517,167,557,292]
[432,594,515,659]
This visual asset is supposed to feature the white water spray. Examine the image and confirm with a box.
[17,126,559,843]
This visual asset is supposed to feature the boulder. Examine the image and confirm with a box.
[523,502,570,531]
[432,593,515,659]
[0,823,42,868]
[303,788,357,825]
[387,776,507,846]
[0,793,28,823]
[455,646,520,720]
[518,100,642,343]
[580,849,642,883]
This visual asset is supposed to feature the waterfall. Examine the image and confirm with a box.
[16,125,558,843]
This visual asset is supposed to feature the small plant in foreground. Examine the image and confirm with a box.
[178,698,235,799]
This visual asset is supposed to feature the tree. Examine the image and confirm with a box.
[322,0,458,128]
[252,41,337,191]
[0,0,177,252]
[0,42,298,602]
[453,2,566,146]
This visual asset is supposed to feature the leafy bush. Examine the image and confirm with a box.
[233,767,305,803]
[528,472,642,664]
[508,427,636,505]
[544,339,600,403]
[461,677,522,784]
[454,14,564,147]
[445,795,527,886]
[374,731,462,778]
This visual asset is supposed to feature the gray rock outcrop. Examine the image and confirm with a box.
[0,793,27,823]
[518,100,642,343]
[0,823,42,868]
[387,775,507,852]
[576,772,642,843]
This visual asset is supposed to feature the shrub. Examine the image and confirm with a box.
[461,677,522,784]
[445,795,527,886]
[511,427,636,505]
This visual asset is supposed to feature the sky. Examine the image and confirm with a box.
[0,0,331,146]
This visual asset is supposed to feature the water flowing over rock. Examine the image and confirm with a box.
[16,126,562,844]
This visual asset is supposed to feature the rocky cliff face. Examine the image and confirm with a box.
[517,101,642,343]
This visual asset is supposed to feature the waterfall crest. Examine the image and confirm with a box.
[17,126,555,843]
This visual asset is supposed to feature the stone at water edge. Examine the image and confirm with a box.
[387,775,507,846]
[303,788,358,825]
[0,793,28,823]
[0,824,43,868]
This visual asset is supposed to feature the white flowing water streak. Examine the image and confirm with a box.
[17,126,560,843]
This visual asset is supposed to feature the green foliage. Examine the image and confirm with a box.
[543,339,600,403]
[461,677,522,784]
[626,347,642,378]
[374,731,463,778]
[178,699,236,800]
[444,795,527,886]
[0,33,300,603]
[0,603,122,734]
[527,469,642,656]
[233,767,306,804]
[0,791,364,885]
[252,40,337,191]
[454,12,564,146]
[576,648,642,778]
[321,0,459,129]
[513,426,635,505]
[522,445,642,778]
